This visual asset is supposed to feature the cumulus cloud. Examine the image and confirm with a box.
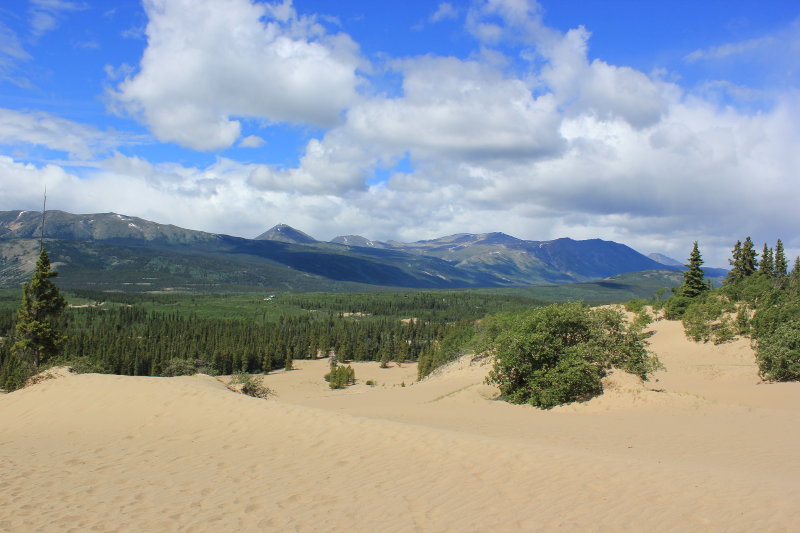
[539,27,671,129]
[349,56,565,161]
[3,0,798,267]
[247,54,566,195]
[111,0,362,151]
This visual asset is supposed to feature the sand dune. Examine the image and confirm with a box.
[1,318,798,532]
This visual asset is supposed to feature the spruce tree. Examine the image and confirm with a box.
[790,257,800,291]
[12,248,67,368]
[759,243,774,277]
[741,237,758,276]
[774,239,788,278]
[727,240,743,283]
[680,241,708,298]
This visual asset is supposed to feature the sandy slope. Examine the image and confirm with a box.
[1,318,798,532]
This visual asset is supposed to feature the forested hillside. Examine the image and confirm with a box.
[0,210,708,291]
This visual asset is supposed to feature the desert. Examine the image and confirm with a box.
[2,314,798,532]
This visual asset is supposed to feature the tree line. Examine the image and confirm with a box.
[659,237,800,381]
[0,304,464,390]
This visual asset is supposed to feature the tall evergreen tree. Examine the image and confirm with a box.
[759,243,774,277]
[741,237,758,277]
[774,239,788,278]
[680,241,708,298]
[12,248,67,368]
[790,257,800,291]
[727,240,743,283]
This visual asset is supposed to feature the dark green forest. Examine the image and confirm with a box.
[0,289,538,391]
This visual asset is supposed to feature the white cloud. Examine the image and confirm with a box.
[0,108,122,158]
[111,0,362,151]
[0,20,32,86]
[247,54,566,195]
[238,135,265,148]
[540,27,671,129]
[685,36,774,63]
[3,1,799,268]
[430,3,457,23]
[349,56,565,161]
[29,0,87,40]
[466,0,556,47]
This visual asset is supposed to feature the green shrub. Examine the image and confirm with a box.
[417,320,476,379]
[230,372,273,398]
[681,296,738,344]
[161,358,213,377]
[485,302,659,409]
[326,363,355,389]
[663,295,692,319]
[754,318,800,381]
[649,288,668,311]
[0,356,35,392]
[624,299,647,313]
[735,306,751,335]
[66,357,112,374]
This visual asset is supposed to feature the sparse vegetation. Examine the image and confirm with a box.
[325,362,355,389]
[230,372,273,399]
[161,358,214,377]
[668,236,800,381]
[484,302,660,409]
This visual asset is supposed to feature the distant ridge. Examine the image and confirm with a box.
[1,209,726,292]
[331,235,388,248]
[647,253,683,267]
[255,224,317,244]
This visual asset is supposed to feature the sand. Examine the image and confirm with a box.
[1,317,798,532]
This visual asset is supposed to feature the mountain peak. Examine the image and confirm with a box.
[647,252,683,267]
[330,235,388,248]
[255,224,317,244]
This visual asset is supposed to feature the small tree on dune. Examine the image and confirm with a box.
[679,241,708,298]
[12,247,67,369]
[727,240,743,283]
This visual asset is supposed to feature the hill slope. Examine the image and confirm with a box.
[1,210,714,292]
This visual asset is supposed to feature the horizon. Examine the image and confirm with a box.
[0,0,798,267]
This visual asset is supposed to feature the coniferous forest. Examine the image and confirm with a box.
[0,289,537,390]
[1,237,798,395]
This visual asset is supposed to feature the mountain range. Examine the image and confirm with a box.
[0,210,725,292]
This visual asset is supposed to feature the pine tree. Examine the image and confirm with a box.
[741,237,758,276]
[759,243,774,277]
[774,239,788,278]
[789,257,800,292]
[727,240,742,283]
[680,241,708,298]
[12,248,67,368]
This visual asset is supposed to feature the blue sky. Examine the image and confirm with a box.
[0,0,798,267]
